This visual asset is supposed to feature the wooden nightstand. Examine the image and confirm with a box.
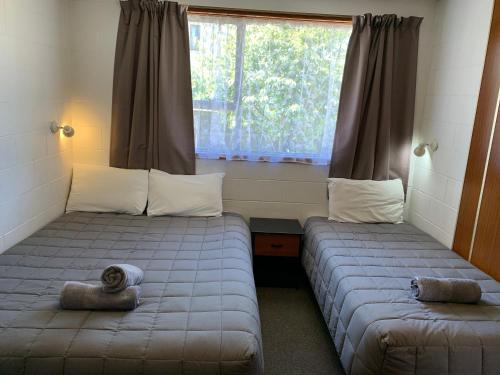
[250,218,304,287]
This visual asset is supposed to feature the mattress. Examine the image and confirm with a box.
[0,212,263,375]
[302,217,500,375]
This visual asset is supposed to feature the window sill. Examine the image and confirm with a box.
[195,153,330,166]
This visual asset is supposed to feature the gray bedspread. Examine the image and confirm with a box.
[0,212,263,375]
[302,217,500,375]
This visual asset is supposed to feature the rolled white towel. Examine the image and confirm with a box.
[60,281,140,311]
[411,276,482,304]
[101,264,144,293]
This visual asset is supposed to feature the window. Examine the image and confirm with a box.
[188,12,351,164]
[189,24,201,50]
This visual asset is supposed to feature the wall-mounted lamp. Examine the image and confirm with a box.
[413,141,438,157]
[50,121,75,137]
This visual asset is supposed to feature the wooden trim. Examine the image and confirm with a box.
[187,6,352,24]
[470,92,500,280]
[453,0,500,259]
[253,234,301,257]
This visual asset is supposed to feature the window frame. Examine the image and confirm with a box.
[187,6,352,25]
[187,7,352,164]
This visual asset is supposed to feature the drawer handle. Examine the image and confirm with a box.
[271,243,284,248]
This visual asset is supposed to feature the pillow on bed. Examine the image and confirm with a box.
[66,164,148,215]
[147,169,225,217]
[327,178,404,224]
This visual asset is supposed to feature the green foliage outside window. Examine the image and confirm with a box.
[189,16,351,162]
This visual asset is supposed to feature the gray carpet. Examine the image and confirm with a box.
[257,284,345,375]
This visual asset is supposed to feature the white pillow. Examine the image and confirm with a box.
[66,164,148,215]
[147,169,224,217]
[327,178,404,224]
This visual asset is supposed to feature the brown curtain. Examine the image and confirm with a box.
[110,0,195,174]
[329,14,422,188]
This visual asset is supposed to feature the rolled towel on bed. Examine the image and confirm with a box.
[101,264,144,293]
[411,276,482,304]
[60,281,140,310]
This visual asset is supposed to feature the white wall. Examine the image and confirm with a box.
[0,0,73,253]
[1,0,491,251]
[68,0,437,223]
[1,0,492,252]
[407,0,494,248]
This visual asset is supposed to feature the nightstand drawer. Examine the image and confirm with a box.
[254,234,300,257]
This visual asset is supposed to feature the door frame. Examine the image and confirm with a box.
[453,0,500,261]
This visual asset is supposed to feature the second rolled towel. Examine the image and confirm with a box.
[101,264,144,293]
[411,276,482,304]
[60,281,140,310]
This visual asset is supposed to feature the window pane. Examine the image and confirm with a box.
[189,15,351,164]
[189,18,237,104]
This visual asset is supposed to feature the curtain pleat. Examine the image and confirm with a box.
[329,14,422,189]
[110,0,195,174]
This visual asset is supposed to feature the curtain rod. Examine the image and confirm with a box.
[187,6,352,24]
